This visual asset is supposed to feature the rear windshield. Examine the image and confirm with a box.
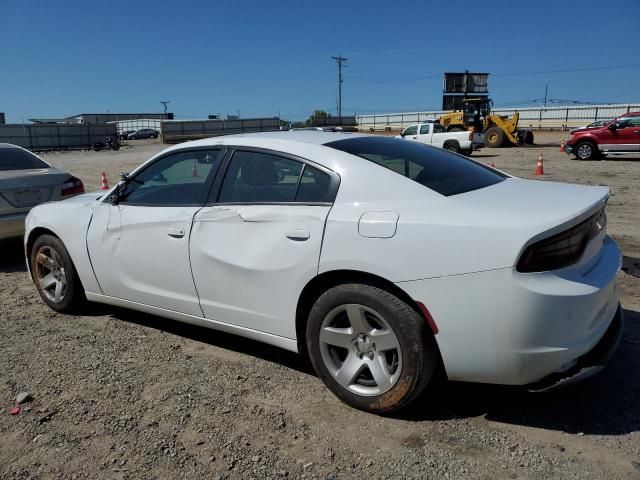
[0,147,50,171]
[326,137,505,196]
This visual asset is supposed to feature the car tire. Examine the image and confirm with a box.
[30,234,85,313]
[462,148,473,156]
[525,130,534,144]
[444,141,460,153]
[306,283,439,414]
[484,127,504,148]
[574,142,597,160]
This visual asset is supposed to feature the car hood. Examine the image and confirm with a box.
[60,191,105,205]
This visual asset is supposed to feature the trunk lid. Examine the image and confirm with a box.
[0,168,71,214]
[451,177,608,233]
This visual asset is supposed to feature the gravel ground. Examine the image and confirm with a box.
[1,134,639,479]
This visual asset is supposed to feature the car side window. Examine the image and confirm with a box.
[403,126,418,136]
[419,124,430,135]
[121,148,223,206]
[218,150,334,204]
[626,115,640,127]
[433,124,446,133]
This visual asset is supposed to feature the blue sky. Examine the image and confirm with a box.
[1,0,639,122]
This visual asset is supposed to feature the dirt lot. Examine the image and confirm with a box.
[1,134,639,479]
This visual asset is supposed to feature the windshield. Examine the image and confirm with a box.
[0,147,50,171]
[326,137,506,196]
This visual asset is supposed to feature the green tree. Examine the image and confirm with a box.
[306,110,330,126]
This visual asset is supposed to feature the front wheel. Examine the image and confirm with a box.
[574,142,597,160]
[484,127,504,148]
[306,283,439,414]
[30,234,85,313]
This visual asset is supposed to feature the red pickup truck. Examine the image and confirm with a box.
[565,112,640,160]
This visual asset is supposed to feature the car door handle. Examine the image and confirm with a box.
[167,227,185,238]
[633,130,640,134]
[286,230,310,241]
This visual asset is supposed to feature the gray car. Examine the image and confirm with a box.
[0,143,84,241]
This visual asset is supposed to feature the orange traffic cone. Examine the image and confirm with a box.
[100,172,110,190]
[559,140,566,152]
[191,159,198,177]
[535,152,544,176]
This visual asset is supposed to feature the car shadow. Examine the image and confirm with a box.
[622,256,640,278]
[0,238,27,273]
[89,303,314,376]
[102,301,640,435]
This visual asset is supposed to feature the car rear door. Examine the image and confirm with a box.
[190,148,339,339]
[86,147,225,316]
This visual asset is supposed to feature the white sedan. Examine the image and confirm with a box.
[25,131,623,413]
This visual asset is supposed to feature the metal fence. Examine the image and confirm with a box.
[356,103,640,132]
[161,117,281,143]
[109,118,161,135]
[0,123,118,151]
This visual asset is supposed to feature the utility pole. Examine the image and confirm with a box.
[543,85,548,107]
[159,100,170,116]
[332,54,348,119]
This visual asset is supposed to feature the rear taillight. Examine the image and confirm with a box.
[61,176,85,196]
[516,208,607,273]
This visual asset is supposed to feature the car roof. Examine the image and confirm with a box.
[173,130,370,148]
[0,143,24,149]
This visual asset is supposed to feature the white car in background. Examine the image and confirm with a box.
[24,132,623,413]
[0,143,84,241]
[398,122,485,155]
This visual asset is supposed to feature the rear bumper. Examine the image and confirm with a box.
[0,212,27,241]
[397,235,622,385]
[527,303,623,392]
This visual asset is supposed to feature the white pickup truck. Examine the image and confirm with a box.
[397,122,484,155]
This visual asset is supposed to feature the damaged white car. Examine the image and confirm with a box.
[25,132,623,413]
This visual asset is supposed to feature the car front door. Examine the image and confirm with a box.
[596,115,640,151]
[616,114,640,151]
[401,125,418,141]
[190,148,338,339]
[416,123,431,144]
[86,147,225,315]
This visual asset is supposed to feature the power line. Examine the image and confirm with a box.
[345,63,640,84]
[332,55,348,118]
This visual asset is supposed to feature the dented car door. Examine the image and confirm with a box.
[189,148,337,339]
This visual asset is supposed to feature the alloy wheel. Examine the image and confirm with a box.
[34,246,67,304]
[319,303,402,396]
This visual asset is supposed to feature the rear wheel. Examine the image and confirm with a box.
[30,234,85,313]
[574,142,597,160]
[484,127,504,148]
[306,283,439,414]
[444,141,460,153]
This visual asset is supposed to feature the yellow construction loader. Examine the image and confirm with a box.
[438,98,534,148]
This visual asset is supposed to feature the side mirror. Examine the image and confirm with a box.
[608,122,619,130]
